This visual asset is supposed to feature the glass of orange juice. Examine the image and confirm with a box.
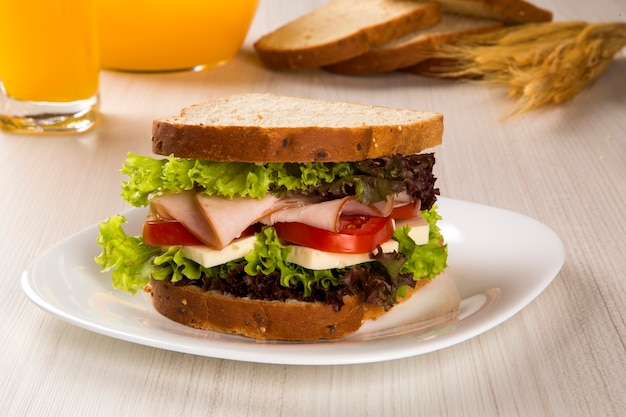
[98,0,259,72]
[0,0,100,133]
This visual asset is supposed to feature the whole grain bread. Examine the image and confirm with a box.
[150,278,366,341]
[324,13,504,75]
[150,277,435,341]
[253,0,442,70]
[152,94,443,163]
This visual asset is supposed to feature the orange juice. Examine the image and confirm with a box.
[98,0,259,71]
[0,0,99,102]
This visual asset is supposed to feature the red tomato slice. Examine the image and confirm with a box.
[274,215,394,254]
[142,220,203,246]
[390,200,421,219]
[142,220,262,247]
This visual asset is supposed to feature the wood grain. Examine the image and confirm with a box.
[1,1,624,416]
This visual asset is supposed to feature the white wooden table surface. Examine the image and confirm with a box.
[1,1,624,416]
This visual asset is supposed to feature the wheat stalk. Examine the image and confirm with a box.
[423,21,626,118]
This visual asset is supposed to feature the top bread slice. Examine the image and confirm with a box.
[253,0,442,70]
[152,94,443,163]
[434,0,553,23]
[324,13,504,75]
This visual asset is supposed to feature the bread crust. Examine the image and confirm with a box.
[152,123,443,163]
[149,278,431,341]
[151,94,444,163]
[149,278,365,341]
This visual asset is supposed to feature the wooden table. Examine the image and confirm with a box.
[2,1,624,415]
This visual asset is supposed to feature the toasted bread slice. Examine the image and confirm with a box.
[324,13,504,75]
[152,94,443,163]
[253,0,441,70]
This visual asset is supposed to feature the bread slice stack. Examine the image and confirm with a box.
[324,13,505,75]
[254,0,553,75]
[254,0,443,70]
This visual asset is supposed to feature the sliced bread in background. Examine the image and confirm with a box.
[324,13,504,75]
[253,0,442,70]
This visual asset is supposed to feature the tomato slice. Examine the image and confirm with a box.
[142,220,261,247]
[142,219,203,246]
[390,200,421,219]
[274,215,394,254]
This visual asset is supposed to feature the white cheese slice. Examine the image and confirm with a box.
[395,215,430,245]
[286,240,399,270]
[180,235,257,268]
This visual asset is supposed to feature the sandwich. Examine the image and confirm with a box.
[95,93,450,341]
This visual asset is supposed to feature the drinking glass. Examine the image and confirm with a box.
[98,0,259,72]
[0,0,100,133]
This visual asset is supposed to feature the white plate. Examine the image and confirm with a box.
[21,197,565,365]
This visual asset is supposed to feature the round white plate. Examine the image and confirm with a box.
[21,197,565,365]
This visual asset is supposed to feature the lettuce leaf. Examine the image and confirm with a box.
[119,153,439,208]
[120,153,355,207]
[355,153,439,208]
[119,155,167,207]
[94,215,168,294]
[394,206,448,280]
[95,215,225,293]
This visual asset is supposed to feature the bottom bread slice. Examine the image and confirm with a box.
[149,278,435,341]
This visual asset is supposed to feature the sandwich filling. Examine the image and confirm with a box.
[96,152,448,312]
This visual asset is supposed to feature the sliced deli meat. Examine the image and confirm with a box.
[150,191,220,248]
[341,195,394,217]
[195,193,279,249]
[260,197,349,232]
[259,196,395,232]
[151,191,279,249]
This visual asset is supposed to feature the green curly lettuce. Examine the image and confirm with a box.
[118,153,440,208]
[120,153,355,207]
[394,206,448,280]
[95,215,226,293]
[94,215,169,294]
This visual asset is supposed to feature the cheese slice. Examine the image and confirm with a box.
[286,240,399,270]
[395,215,429,245]
[180,235,257,268]
[180,237,398,270]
